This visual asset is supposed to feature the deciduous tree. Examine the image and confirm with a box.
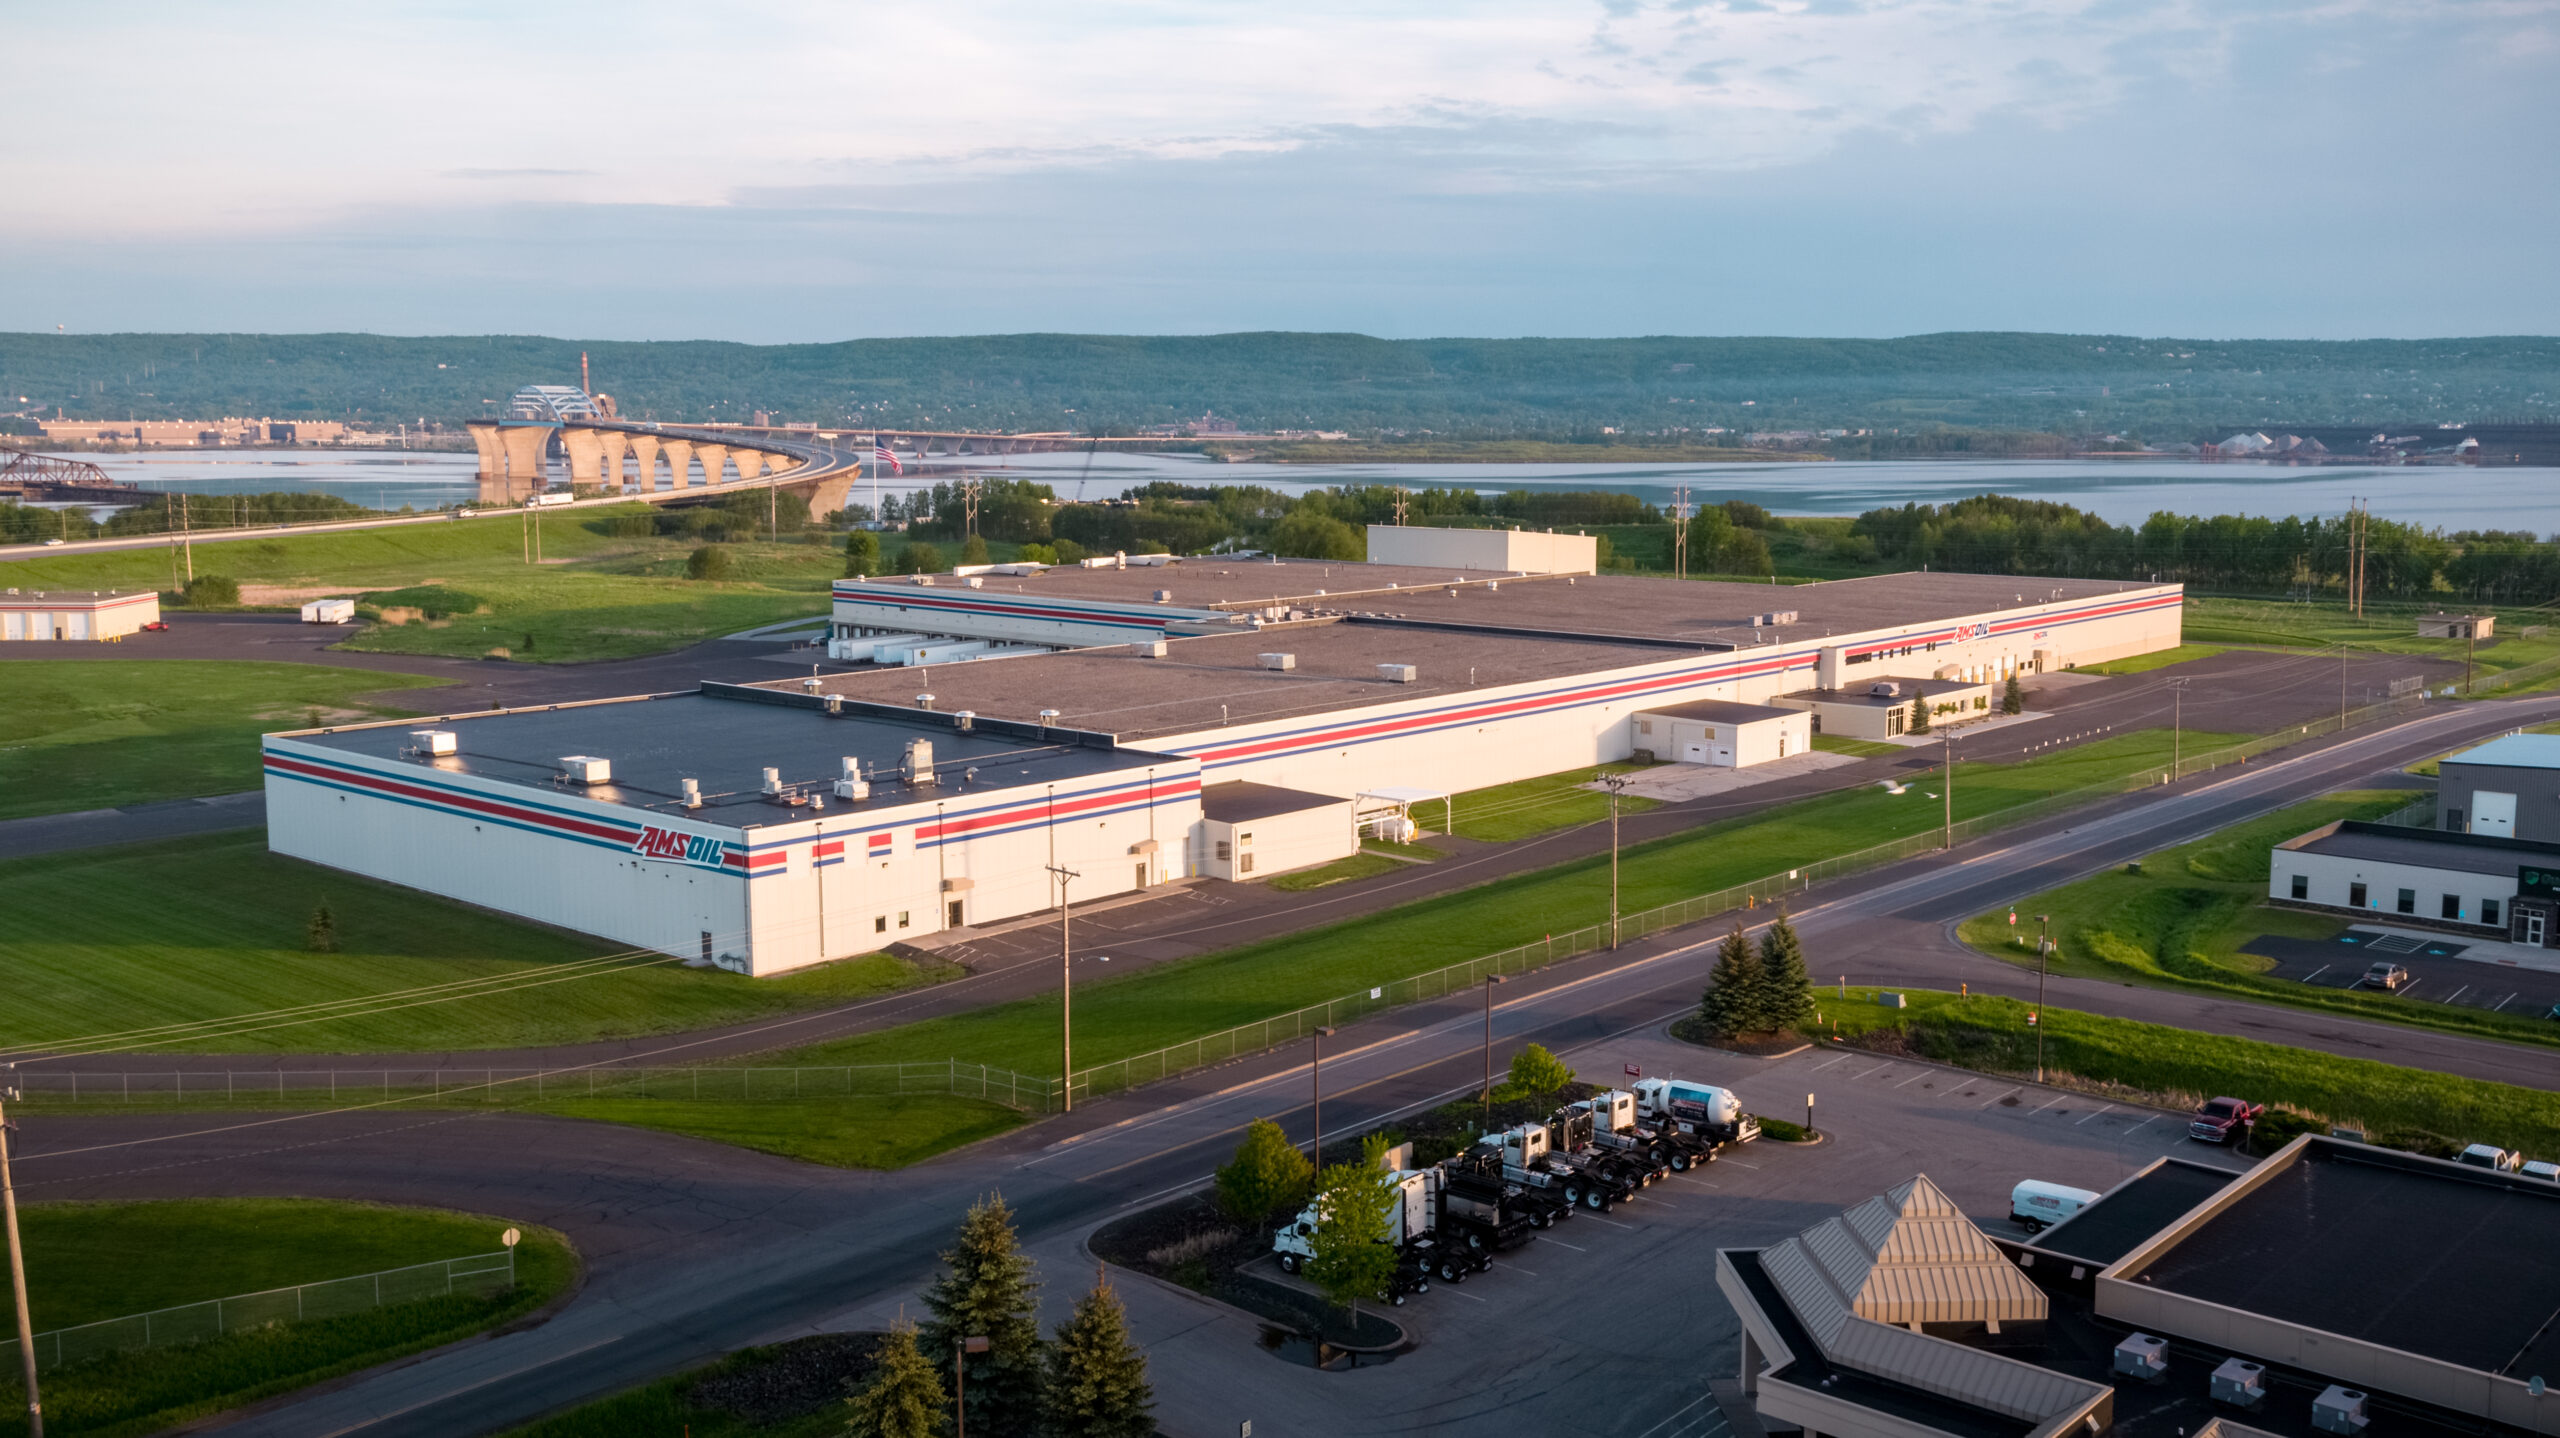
[844,529,881,576]
[1497,1042,1574,1101]
[1214,1118,1314,1232]
[1305,1136,1399,1324]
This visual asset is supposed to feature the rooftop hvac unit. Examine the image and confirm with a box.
[1259,652,1297,671]
[835,757,870,802]
[904,738,937,786]
[1154,589,1174,603]
[2210,1358,2268,1410]
[1868,681,1903,698]
[761,767,784,796]
[1754,610,1799,627]
[1378,663,1419,683]
[411,729,458,757]
[2313,1387,2370,1435]
[1134,640,1168,658]
[558,755,612,786]
[2113,1334,2168,1382]
[964,576,984,589]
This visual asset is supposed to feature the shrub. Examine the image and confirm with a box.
[1017,543,1059,565]
[360,585,482,619]
[1213,1118,1314,1230]
[306,902,339,953]
[183,574,241,608]
[1494,1043,1574,1102]
[959,534,991,565]
[1269,509,1363,560]
[686,544,736,580]
[843,530,881,576]
[1051,538,1089,564]
[895,541,946,575]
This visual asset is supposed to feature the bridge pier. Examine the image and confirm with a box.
[660,439,696,490]
[626,433,662,492]
[467,422,506,481]
[563,428,606,487]
[694,443,729,488]
[792,473,857,523]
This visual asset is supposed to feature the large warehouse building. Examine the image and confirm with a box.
[266,529,2182,974]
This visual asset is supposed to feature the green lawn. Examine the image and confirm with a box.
[0,504,844,664]
[519,1092,1025,1169]
[1810,733,1900,757]
[2183,596,2560,678]
[2073,643,2227,676]
[1955,791,2560,1050]
[0,832,948,1053]
[0,660,443,820]
[1823,987,2560,1157]
[503,1337,875,1438]
[5,1199,575,1438]
[1266,852,1406,891]
[1444,761,1660,842]
[765,730,2224,1085]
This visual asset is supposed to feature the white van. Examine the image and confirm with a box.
[2011,1180,2100,1234]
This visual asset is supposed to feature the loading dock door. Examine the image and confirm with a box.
[2474,791,2517,838]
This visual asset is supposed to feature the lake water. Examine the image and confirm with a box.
[35,447,2560,532]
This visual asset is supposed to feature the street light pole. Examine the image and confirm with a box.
[956,1335,988,1438]
[1602,772,1630,948]
[2169,678,2187,778]
[2,1066,41,1438]
[1311,1026,1338,1166]
[1481,973,1507,1126]
[2035,914,2051,1083]
[1942,732,1955,851]
[1047,864,1080,1112]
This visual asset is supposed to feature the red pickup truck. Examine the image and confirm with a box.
[2189,1097,2265,1144]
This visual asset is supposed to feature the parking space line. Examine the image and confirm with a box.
[2494,992,2518,1011]
[2401,980,2424,997]
[1543,1238,1588,1252]
[2027,1095,2067,1115]
[1726,1159,1761,1170]
[1631,1394,1717,1438]
[1810,1054,1852,1073]
[1856,1063,1894,1080]
[1893,1071,1931,1088]
[2444,984,2470,1005]
[1443,1286,1487,1302]
[1508,1267,1540,1276]
[2124,1114,2160,1134]
[2075,1104,2118,1126]
[2301,964,2328,984]
[1979,1085,2022,1109]
[1584,1214,1638,1229]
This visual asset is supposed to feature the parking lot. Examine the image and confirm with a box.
[1008,1028,2253,1438]
[2249,926,2560,1016]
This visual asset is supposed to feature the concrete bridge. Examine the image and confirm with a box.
[465,420,865,518]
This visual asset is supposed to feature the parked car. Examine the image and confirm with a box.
[2456,1143,2522,1172]
[140,620,169,632]
[2520,1159,2559,1183]
[2189,1097,2265,1144]
[2361,962,2411,991]
[2011,1180,2101,1235]
[42,537,64,546]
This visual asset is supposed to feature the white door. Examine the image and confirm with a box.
[2525,910,2546,947]
[1681,742,1710,764]
[2474,791,2518,838]
[64,611,89,641]
[1712,745,1736,766]
[0,612,19,640]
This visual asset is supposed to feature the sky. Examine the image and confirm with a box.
[7,0,2557,342]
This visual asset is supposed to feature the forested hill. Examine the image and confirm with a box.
[4,331,2554,438]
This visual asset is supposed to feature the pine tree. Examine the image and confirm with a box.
[1908,691,1930,735]
[306,901,339,953]
[920,1195,1043,1438]
[1695,920,1762,1036]
[1041,1269,1154,1438]
[1214,1118,1314,1232]
[1756,912,1816,1034]
[847,1321,948,1438]
[2003,671,2023,715]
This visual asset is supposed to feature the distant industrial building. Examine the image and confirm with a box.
[265,529,2181,974]
[1720,1137,2560,1438]
[1,588,159,641]
[32,417,350,446]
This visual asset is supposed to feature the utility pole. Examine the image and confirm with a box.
[1670,484,1691,580]
[2,1066,41,1438]
[1601,772,1630,948]
[2034,916,2050,1083]
[1481,973,1507,1126]
[1392,486,1410,526]
[2168,677,2188,778]
[1047,863,1079,1112]
[1942,732,1955,850]
[2340,642,2349,730]
[1310,1026,1337,1166]
[179,492,192,583]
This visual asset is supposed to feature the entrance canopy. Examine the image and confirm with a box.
[1354,785,1453,839]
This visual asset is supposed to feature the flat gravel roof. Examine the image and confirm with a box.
[292,689,1164,821]
[1632,698,1801,724]
[1200,781,1347,823]
[2137,1143,2560,1375]
[2290,821,2560,877]
[2033,1160,2233,1266]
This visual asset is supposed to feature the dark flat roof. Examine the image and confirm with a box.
[2031,1159,2233,1266]
[1201,781,1346,823]
[2136,1142,2560,1375]
[1633,698,1800,725]
[1781,678,1987,709]
[288,687,1166,820]
[2285,820,2560,877]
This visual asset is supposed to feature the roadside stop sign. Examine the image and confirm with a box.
[2008,909,2018,926]
[2026,1012,2039,1026]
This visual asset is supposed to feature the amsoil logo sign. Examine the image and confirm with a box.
[634,825,726,869]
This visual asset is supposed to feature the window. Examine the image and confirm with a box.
[1241,853,1255,874]
[2290,874,2308,900]
[947,899,964,927]
[2350,881,2368,908]
[1216,840,1233,861]
[1239,830,1254,846]
[2443,893,2462,921]
[701,931,714,963]
[875,915,887,933]
[2396,888,2416,915]
[2485,898,2502,927]
[1638,720,1654,735]
[898,910,911,929]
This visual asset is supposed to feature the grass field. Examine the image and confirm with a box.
[1953,791,2560,1050]
[1266,851,1407,891]
[1810,733,1900,757]
[519,1092,1026,1168]
[2183,596,2560,678]
[502,1337,878,1438]
[0,660,443,820]
[1821,987,2560,1157]
[2073,643,2227,676]
[761,730,2226,1086]
[0,832,948,1053]
[4,1199,575,1438]
[1443,760,1660,842]
[0,504,843,663]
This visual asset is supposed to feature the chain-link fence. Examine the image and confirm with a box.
[0,1250,514,1374]
[15,1060,1057,1112]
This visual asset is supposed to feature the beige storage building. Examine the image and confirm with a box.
[1630,698,1810,767]
[0,589,160,641]
[1197,782,1357,881]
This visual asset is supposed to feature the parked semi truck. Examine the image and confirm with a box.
[1569,1089,1714,1172]
[1546,1105,1665,1191]
[1483,1122,1638,1210]
[1270,1168,1444,1301]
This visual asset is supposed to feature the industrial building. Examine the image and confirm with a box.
[266,532,2182,973]
[1719,1136,2560,1438]
[1,588,160,641]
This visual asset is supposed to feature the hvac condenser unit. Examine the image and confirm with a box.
[904,738,937,786]
[1258,652,1296,671]
[2313,1387,2370,1435]
[835,758,870,802]
[2111,1334,2168,1382]
[1377,664,1419,683]
[411,730,458,757]
[2210,1358,2267,1410]
[558,755,612,786]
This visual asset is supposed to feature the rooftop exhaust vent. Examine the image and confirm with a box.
[2210,1358,2267,1410]
[953,710,976,732]
[2112,1333,2167,1382]
[1868,681,1903,698]
[2312,1387,2370,1435]
[1134,639,1168,658]
[835,757,870,802]
[681,777,702,809]
[915,693,935,710]
[825,694,844,715]
[761,767,783,796]
[1038,708,1062,728]
[1754,610,1799,626]
[1154,589,1173,603]
[802,677,822,693]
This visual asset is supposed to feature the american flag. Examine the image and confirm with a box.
[872,441,903,475]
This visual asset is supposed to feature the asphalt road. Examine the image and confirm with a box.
[18,688,2560,1435]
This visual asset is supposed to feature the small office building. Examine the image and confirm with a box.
[1719,1137,2560,1438]
[2438,732,2560,839]
[1771,677,1993,741]
[0,589,160,642]
[1630,698,1811,767]
[2271,819,2560,944]
[1196,782,1357,880]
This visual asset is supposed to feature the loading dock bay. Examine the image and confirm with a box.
[2245,927,2560,1014]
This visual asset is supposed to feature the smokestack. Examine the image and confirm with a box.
[580,351,591,397]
